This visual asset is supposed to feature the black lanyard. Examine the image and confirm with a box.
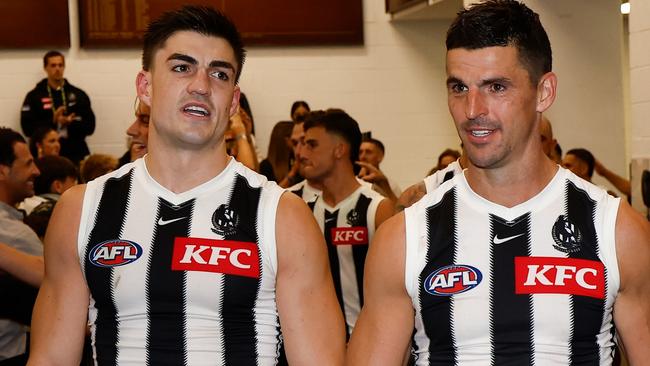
[46,82,66,116]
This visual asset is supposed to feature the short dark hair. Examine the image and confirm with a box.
[43,50,64,68]
[362,137,385,155]
[291,101,310,120]
[438,148,461,165]
[34,156,77,195]
[567,148,595,178]
[304,109,362,173]
[142,5,246,83]
[446,0,552,84]
[0,128,26,167]
[29,126,57,158]
[555,142,562,158]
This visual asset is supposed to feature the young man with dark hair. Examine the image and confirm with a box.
[21,51,95,165]
[29,6,344,365]
[357,137,402,202]
[0,127,43,363]
[348,1,650,364]
[300,109,394,338]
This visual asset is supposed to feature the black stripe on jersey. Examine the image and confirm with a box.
[84,169,134,366]
[324,208,347,335]
[351,194,372,308]
[221,174,262,365]
[442,170,455,184]
[418,188,457,365]
[488,213,534,365]
[291,187,304,199]
[145,198,193,366]
[565,181,608,365]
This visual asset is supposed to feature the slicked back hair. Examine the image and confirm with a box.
[446,0,552,85]
[304,109,362,174]
[142,5,246,83]
[0,128,26,167]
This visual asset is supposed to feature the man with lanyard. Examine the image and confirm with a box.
[21,51,95,165]
[348,1,650,364]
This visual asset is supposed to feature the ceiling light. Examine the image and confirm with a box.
[621,2,630,15]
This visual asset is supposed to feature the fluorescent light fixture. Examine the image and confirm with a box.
[621,2,630,15]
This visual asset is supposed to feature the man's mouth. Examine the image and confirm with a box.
[183,104,210,117]
[470,129,492,137]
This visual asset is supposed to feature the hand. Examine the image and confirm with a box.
[229,109,247,135]
[356,161,387,185]
[594,159,605,176]
[53,106,75,127]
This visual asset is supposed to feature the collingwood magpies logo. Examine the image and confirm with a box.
[346,209,361,227]
[211,204,239,236]
[551,215,583,253]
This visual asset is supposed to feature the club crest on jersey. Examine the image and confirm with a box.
[346,209,361,226]
[424,265,483,296]
[552,215,582,253]
[89,240,143,267]
[211,204,239,236]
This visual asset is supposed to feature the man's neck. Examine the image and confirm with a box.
[144,141,231,194]
[321,168,361,207]
[465,152,558,208]
[48,78,64,89]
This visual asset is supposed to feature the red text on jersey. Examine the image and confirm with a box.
[172,237,260,278]
[330,227,368,245]
[515,257,605,299]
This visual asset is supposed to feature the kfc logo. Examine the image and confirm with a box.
[330,227,368,245]
[515,257,605,299]
[172,237,259,278]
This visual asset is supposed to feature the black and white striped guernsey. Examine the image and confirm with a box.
[78,158,284,365]
[404,167,620,365]
[423,160,463,194]
[310,185,384,337]
[288,180,321,202]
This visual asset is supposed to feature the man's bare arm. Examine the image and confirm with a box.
[0,243,43,287]
[28,185,90,365]
[375,198,395,230]
[347,213,414,365]
[395,181,427,212]
[275,192,345,365]
[612,199,650,363]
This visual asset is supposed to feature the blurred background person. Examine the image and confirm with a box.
[357,137,401,202]
[226,106,259,171]
[563,148,595,182]
[80,154,118,183]
[259,121,294,186]
[291,100,310,123]
[28,127,60,159]
[427,148,461,176]
[118,98,150,167]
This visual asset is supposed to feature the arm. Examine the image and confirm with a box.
[594,159,631,197]
[275,192,345,365]
[375,198,395,229]
[0,243,43,287]
[395,181,427,212]
[612,199,650,363]
[347,213,414,365]
[28,185,90,365]
[229,112,259,171]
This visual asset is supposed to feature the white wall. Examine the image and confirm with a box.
[0,0,631,192]
[629,0,650,157]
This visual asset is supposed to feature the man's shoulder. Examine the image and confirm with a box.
[24,79,48,98]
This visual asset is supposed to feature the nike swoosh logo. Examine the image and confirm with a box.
[158,217,186,226]
[492,233,524,245]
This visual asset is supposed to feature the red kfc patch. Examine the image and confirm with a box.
[515,257,605,299]
[171,237,259,278]
[330,227,368,245]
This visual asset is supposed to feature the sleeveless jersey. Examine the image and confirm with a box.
[310,185,384,336]
[424,160,463,194]
[78,158,284,366]
[288,180,321,202]
[404,168,620,365]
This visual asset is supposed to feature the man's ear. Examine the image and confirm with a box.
[0,164,9,181]
[536,71,557,113]
[230,86,241,118]
[136,71,152,108]
[51,179,64,194]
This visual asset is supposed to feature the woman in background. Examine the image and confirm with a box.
[29,127,60,158]
[259,121,294,186]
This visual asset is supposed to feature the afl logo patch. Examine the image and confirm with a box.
[89,240,143,267]
[424,265,482,296]
[552,215,582,253]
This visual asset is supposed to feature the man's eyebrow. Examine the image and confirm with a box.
[208,60,235,71]
[479,77,512,87]
[446,76,464,85]
[167,53,197,64]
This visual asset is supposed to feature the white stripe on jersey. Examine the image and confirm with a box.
[423,160,463,194]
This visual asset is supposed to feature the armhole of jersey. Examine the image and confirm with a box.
[422,177,432,195]
[367,195,382,239]
[77,181,101,273]
[403,206,419,301]
[259,184,284,280]
[604,195,621,294]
